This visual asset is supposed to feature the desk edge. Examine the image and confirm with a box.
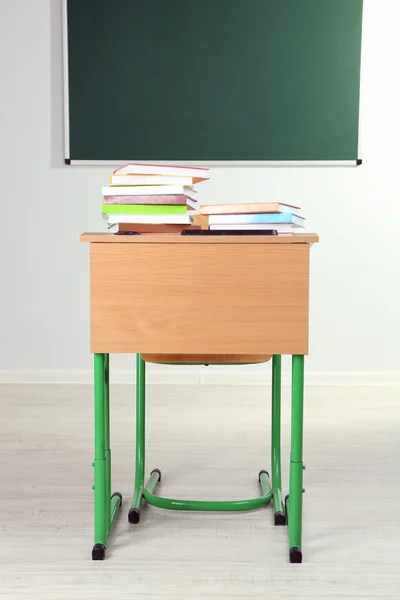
[80,232,320,244]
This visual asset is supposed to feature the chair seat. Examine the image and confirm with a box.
[141,353,272,364]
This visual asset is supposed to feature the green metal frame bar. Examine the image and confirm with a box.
[130,355,273,517]
[92,353,122,560]
[287,355,305,563]
[110,493,122,531]
[129,354,146,522]
[128,353,306,563]
[93,353,107,547]
[143,469,272,511]
[271,355,285,523]
[104,354,111,533]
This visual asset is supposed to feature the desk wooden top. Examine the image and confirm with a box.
[80,232,319,244]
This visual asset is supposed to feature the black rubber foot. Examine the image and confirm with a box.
[150,468,162,482]
[128,508,141,524]
[258,469,269,482]
[274,511,286,526]
[289,547,302,564]
[92,543,106,561]
[111,492,123,507]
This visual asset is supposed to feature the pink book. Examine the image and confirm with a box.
[103,194,193,205]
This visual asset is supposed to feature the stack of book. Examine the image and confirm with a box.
[196,202,306,234]
[102,163,210,233]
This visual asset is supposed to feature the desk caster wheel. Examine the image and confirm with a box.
[92,543,106,561]
[128,508,140,524]
[289,546,302,563]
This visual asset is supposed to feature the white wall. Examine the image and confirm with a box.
[1,0,399,379]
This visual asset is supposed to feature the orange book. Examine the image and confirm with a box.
[200,202,301,216]
[109,223,201,234]
[192,214,209,230]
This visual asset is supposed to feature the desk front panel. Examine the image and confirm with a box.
[89,242,310,355]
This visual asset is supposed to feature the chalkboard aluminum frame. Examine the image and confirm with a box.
[62,0,364,167]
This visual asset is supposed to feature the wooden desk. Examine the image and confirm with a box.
[82,232,317,355]
[81,232,319,563]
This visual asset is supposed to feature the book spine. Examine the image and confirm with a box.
[200,203,300,216]
[113,163,209,177]
[102,204,187,215]
[113,223,201,233]
[104,214,192,224]
[209,212,296,225]
[210,223,303,231]
[201,203,278,215]
[103,194,189,205]
[110,175,193,186]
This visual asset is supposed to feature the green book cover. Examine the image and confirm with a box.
[102,204,187,215]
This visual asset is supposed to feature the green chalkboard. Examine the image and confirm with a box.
[65,0,363,163]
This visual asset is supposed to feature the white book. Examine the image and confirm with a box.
[103,214,193,225]
[110,174,196,186]
[209,223,305,232]
[102,185,197,199]
[114,162,210,181]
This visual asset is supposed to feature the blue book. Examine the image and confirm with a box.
[208,212,304,226]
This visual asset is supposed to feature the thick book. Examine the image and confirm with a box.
[113,162,209,183]
[109,223,201,234]
[103,194,196,205]
[209,223,305,232]
[102,185,197,199]
[102,204,191,215]
[200,201,301,216]
[103,214,192,225]
[208,212,304,226]
[110,174,197,186]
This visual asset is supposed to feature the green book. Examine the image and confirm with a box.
[102,204,188,215]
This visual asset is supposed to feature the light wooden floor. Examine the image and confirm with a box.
[0,383,399,598]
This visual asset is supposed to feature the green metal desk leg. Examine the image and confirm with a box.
[104,354,111,535]
[92,354,122,560]
[92,353,107,560]
[129,354,146,524]
[271,355,286,525]
[287,354,305,564]
[104,354,123,535]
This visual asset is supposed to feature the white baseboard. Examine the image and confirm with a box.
[0,369,400,386]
